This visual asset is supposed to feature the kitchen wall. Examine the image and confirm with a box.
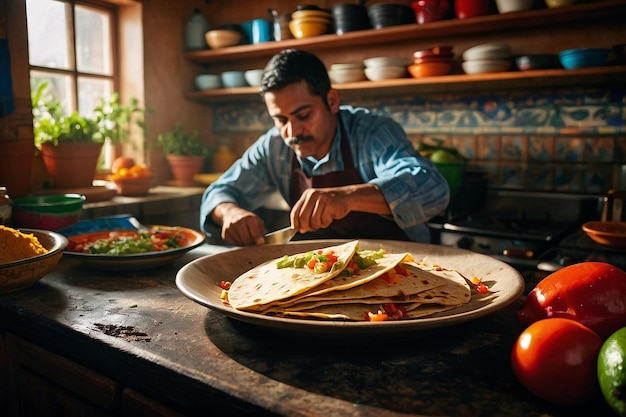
[2,0,625,198]
[213,87,626,194]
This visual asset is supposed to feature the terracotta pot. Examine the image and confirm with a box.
[166,155,204,185]
[0,140,34,197]
[40,142,103,188]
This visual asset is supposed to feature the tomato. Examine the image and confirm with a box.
[511,318,603,405]
[518,262,626,338]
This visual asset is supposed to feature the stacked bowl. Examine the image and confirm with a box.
[558,48,609,69]
[368,3,416,28]
[328,63,367,84]
[331,3,371,34]
[289,8,332,39]
[363,56,411,81]
[409,46,455,78]
[462,43,512,74]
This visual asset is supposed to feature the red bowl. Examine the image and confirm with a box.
[411,0,450,24]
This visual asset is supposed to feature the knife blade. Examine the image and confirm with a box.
[264,226,297,244]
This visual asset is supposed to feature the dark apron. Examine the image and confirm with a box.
[289,120,409,241]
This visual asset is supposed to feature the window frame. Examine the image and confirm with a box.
[27,0,120,115]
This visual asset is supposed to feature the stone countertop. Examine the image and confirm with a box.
[0,244,613,417]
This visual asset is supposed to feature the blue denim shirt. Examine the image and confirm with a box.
[200,106,450,242]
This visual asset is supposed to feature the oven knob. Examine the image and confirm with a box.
[456,236,474,249]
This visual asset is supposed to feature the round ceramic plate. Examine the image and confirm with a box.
[176,239,524,337]
[63,225,206,271]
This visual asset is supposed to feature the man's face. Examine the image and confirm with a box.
[264,80,339,160]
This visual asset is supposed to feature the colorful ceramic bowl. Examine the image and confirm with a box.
[11,194,85,230]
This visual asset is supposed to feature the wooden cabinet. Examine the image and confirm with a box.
[183,0,626,101]
[2,334,189,417]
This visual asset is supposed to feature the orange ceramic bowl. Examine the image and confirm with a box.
[113,176,152,197]
[582,221,626,248]
[408,61,453,78]
[289,19,330,39]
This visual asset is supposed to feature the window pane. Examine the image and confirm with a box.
[30,70,74,115]
[76,5,112,75]
[26,0,72,70]
[77,76,113,116]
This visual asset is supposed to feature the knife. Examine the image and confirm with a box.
[264,226,297,244]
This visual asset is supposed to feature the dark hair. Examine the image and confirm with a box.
[260,49,331,101]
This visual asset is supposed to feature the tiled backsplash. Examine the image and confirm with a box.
[213,87,625,195]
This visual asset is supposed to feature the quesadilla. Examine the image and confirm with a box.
[227,240,359,311]
[225,240,474,322]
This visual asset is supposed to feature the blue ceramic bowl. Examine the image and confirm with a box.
[558,48,609,70]
[220,71,247,88]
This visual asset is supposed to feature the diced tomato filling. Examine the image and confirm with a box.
[471,276,490,294]
[366,303,408,321]
[306,250,339,274]
[380,265,409,284]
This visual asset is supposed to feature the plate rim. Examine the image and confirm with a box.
[176,239,525,335]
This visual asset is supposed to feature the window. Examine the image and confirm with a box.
[26,0,118,167]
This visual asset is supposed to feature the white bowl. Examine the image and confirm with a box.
[463,43,512,61]
[363,56,411,68]
[495,0,534,13]
[330,62,365,71]
[195,74,222,90]
[462,59,512,74]
[220,71,247,88]
[329,68,367,84]
[364,65,408,81]
[244,69,264,87]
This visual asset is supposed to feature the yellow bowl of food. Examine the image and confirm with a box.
[0,225,67,293]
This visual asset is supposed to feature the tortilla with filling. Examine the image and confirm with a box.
[265,261,469,312]
[274,301,460,321]
[263,262,471,319]
[257,251,410,311]
[228,240,359,311]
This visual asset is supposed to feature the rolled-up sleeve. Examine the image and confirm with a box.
[348,110,450,242]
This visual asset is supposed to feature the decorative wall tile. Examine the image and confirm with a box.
[212,88,625,194]
[501,136,525,161]
[528,136,554,161]
[555,137,584,161]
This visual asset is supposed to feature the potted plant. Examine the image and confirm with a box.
[31,82,146,188]
[157,123,213,185]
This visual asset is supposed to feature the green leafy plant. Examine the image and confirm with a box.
[31,82,147,147]
[157,123,213,157]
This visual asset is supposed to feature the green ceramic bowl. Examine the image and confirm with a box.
[11,194,86,230]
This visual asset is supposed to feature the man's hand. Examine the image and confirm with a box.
[212,203,266,246]
[291,184,391,234]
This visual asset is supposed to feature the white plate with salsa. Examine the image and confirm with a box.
[63,224,206,271]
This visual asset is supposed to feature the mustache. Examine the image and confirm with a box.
[286,135,314,146]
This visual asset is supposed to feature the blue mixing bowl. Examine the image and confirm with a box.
[558,48,609,70]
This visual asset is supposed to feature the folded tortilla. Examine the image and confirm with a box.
[227,240,472,321]
[228,240,359,311]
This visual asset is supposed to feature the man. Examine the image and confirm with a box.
[201,49,449,246]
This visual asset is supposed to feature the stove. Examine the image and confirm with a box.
[430,215,577,272]
[428,190,604,273]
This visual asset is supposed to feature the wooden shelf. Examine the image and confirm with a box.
[183,0,626,101]
[184,0,626,63]
[185,66,626,101]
